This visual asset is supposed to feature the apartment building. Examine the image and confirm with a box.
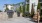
[4,4,14,12]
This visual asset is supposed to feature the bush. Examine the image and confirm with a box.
[5,8,9,12]
[0,10,2,12]
[37,3,41,9]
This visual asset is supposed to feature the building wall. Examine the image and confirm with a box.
[29,0,38,14]
[7,5,14,10]
[4,4,14,12]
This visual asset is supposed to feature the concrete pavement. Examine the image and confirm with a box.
[0,17,35,23]
[0,12,35,23]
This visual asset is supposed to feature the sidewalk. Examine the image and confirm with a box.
[0,17,35,23]
[0,12,35,23]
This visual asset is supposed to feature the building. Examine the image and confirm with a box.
[29,0,38,14]
[26,0,42,14]
[3,0,42,12]
[4,4,14,12]
[39,0,42,9]
[3,1,28,12]
[3,4,21,12]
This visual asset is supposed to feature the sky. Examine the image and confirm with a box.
[0,0,25,11]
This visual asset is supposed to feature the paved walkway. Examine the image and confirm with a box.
[0,12,36,23]
[0,17,35,23]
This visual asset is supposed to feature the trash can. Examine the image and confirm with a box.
[7,10,14,18]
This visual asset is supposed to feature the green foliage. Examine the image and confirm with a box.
[21,6,23,12]
[16,6,23,13]
[19,6,23,13]
[26,0,29,2]
[0,10,2,12]
[22,5,25,17]
[23,6,25,13]
[6,8,9,10]
[37,3,41,9]
[16,8,19,11]
[4,4,9,12]
[19,6,21,12]
[26,4,29,11]
[5,8,9,12]
[25,4,29,12]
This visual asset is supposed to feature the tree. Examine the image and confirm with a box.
[22,5,25,17]
[19,6,21,12]
[22,0,29,17]
[0,10,2,12]
[16,6,22,12]
[16,7,19,12]
[25,0,29,11]
[5,8,9,12]
[31,4,34,17]
[37,0,41,9]
[5,4,9,12]
[37,3,41,9]
[25,0,29,2]
[26,4,29,11]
